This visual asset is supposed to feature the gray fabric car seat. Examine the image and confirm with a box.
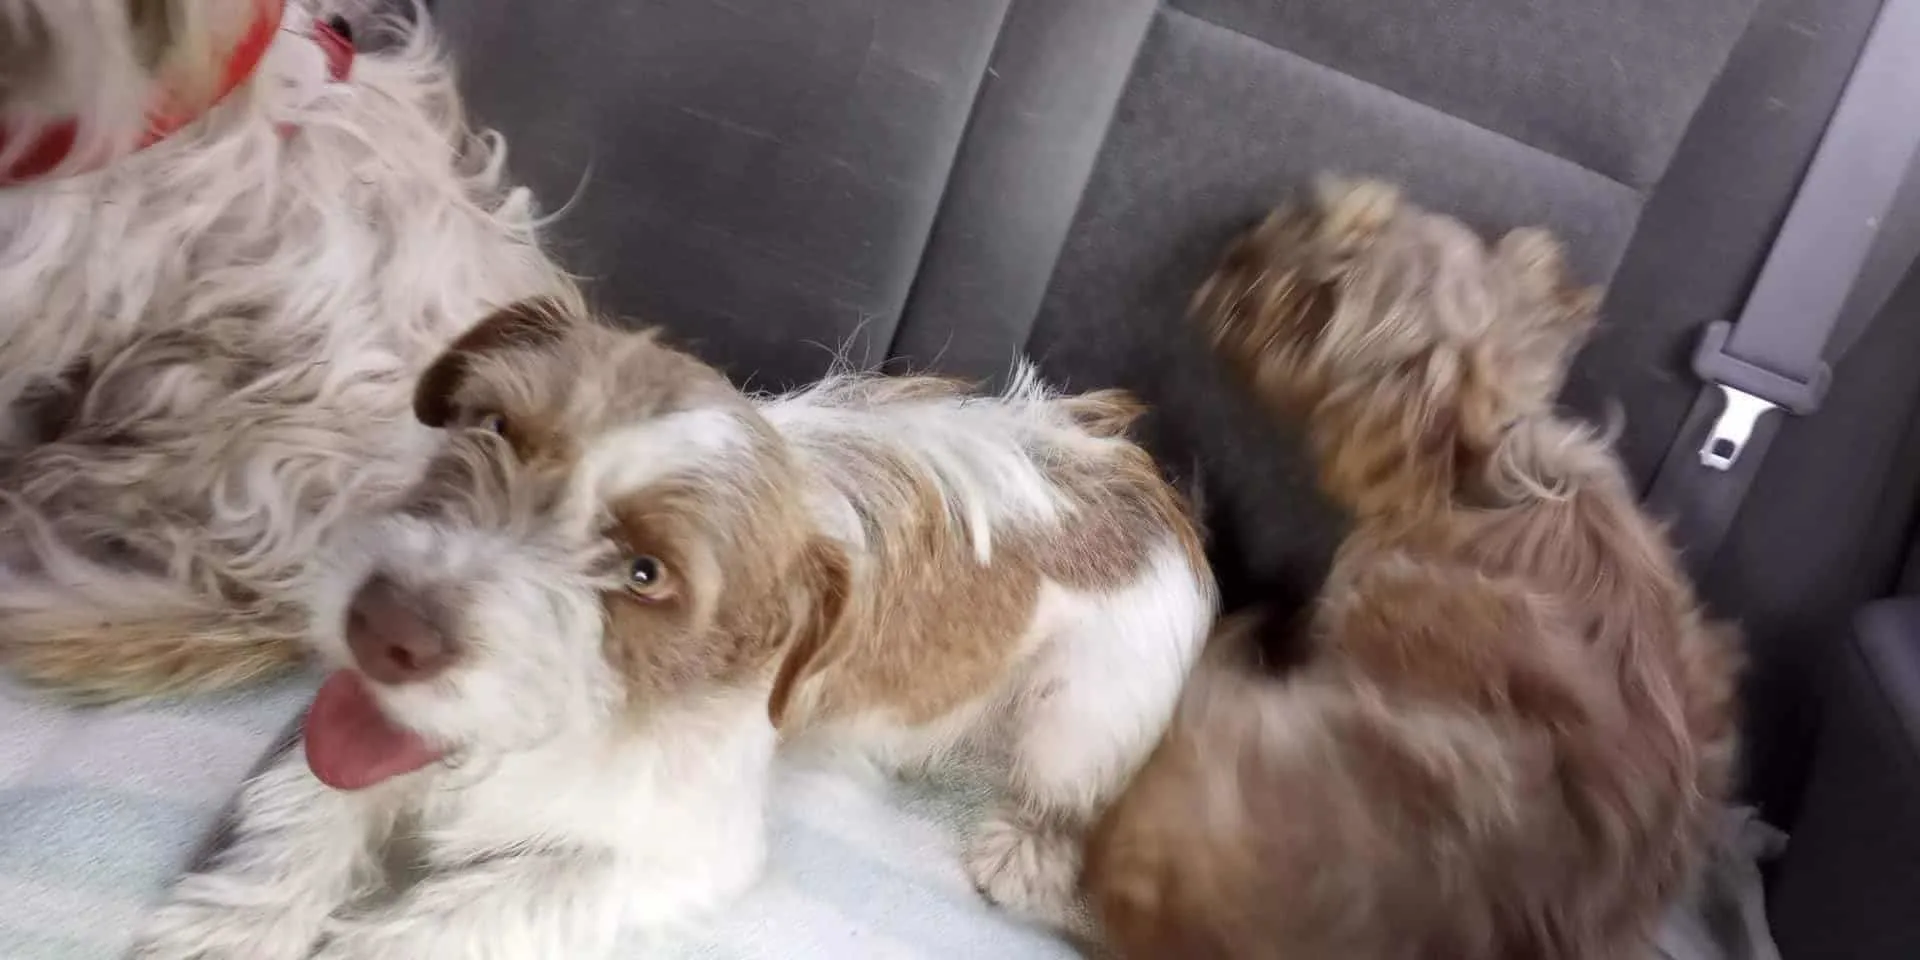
[435,1,1920,953]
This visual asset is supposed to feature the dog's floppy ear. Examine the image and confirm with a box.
[414,298,574,427]
[767,539,853,729]
[1309,176,1400,270]
[1494,228,1601,339]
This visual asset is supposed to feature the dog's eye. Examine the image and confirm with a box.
[475,412,508,436]
[626,555,671,599]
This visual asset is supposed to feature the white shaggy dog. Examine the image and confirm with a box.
[0,0,576,697]
[129,305,1213,958]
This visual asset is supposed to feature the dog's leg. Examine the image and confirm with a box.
[314,808,768,960]
[967,802,1089,934]
[132,754,394,960]
[311,852,635,960]
[968,549,1209,933]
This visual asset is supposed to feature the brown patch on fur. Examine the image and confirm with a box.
[1086,179,1741,959]
[810,550,1038,728]
[0,601,307,705]
[413,298,576,429]
[765,539,853,727]
[773,469,1047,728]
[1039,410,1209,590]
[598,482,841,715]
[765,378,1207,732]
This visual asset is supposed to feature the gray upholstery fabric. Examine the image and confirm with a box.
[1706,269,1920,816]
[1767,599,1920,959]
[1567,0,1889,484]
[1168,0,1758,189]
[1565,0,1897,816]
[1014,8,1649,602]
[887,0,1158,385]
[883,0,1759,609]
[440,0,1011,388]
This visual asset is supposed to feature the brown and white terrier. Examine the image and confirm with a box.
[1082,180,1742,960]
[132,302,1216,960]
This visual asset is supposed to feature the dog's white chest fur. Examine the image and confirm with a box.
[139,692,779,960]
[419,692,778,878]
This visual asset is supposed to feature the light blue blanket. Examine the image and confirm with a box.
[0,674,1781,960]
[0,677,1073,960]
[0,676,315,960]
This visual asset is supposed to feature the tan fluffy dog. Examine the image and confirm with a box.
[1082,180,1742,960]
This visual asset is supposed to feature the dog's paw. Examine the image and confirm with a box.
[966,809,1082,929]
[130,898,320,960]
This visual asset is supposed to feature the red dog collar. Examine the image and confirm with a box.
[0,0,354,185]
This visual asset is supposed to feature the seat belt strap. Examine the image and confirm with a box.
[1645,0,1920,576]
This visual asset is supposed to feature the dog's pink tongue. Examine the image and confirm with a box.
[304,671,442,791]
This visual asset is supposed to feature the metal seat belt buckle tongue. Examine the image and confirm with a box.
[1677,0,1920,476]
[1644,0,1920,570]
[1691,320,1831,471]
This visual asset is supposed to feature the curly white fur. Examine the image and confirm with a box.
[0,0,579,700]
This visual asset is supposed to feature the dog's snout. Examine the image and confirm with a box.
[345,575,456,685]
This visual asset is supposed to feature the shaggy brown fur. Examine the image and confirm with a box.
[1082,180,1742,960]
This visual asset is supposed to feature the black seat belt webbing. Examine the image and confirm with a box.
[1645,0,1920,577]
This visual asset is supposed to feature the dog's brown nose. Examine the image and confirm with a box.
[345,575,455,685]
